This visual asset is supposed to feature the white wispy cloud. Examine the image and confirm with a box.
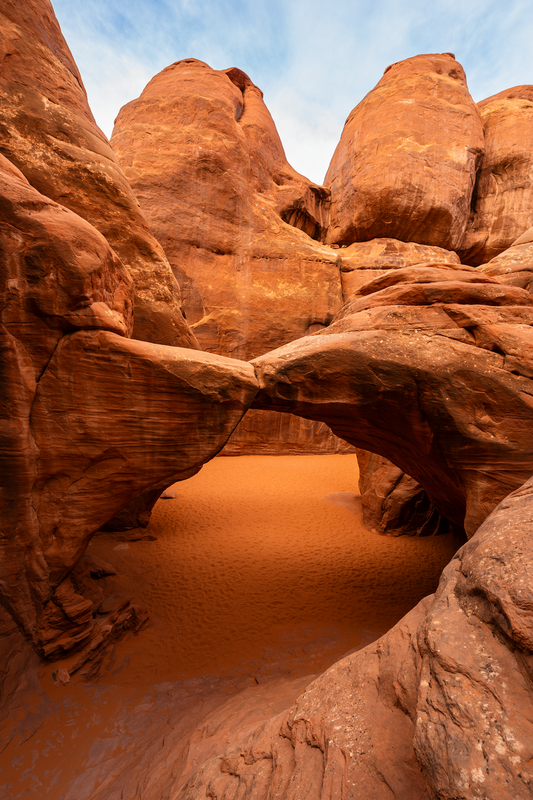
[52,0,533,183]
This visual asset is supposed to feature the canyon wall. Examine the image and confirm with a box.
[110,59,348,454]
[2,7,533,796]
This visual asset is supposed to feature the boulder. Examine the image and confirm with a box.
[111,58,347,454]
[325,53,484,251]
[178,475,533,800]
[460,86,533,265]
[250,261,533,537]
[0,0,196,348]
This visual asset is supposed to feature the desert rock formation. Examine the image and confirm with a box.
[460,86,533,264]
[325,53,484,250]
[338,237,461,299]
[110,58,349,454]
[0,0,196,348]
[4,5,533,797]
[251,260,533,537]
[478,225,533,290]
[355,449,456,537]
[0,148,258,665]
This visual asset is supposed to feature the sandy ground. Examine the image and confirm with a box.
[84,453,462,685]
[1,454,464,799]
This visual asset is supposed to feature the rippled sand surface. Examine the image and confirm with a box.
[87,454,462,686]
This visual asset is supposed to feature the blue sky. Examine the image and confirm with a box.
[52,0,533,184]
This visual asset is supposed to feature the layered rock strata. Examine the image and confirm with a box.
[338,237,460,300]
[179,475,533,800]
[325,53,484,250]
[110,58,348,454]
[250,261,533,537]
[460,86,533,264]
[478,225,533,290]
[0,0,196,348]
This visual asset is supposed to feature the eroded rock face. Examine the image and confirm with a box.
[338,237,460,300]
[460,86,533,265]
[356,449,457,537]
[111,58,347,454]
[178,476,533,800]
[111,58,339,359]
[0,128,259,664]
[0,0,196,348]
[251,261,533,537]
[478,225,533,291]
[325,53,484,250]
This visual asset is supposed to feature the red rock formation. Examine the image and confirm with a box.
[460,87,533,265]
[325,53,484,251]
[0,0,196,348]
[111,58,338,359]
[478,225,533,290]
[0,148,258,665]
[111,58,348,454]
[250,261,533,537]
[178,475,533,800]
[356,449,457,537]
[337,238,460,300]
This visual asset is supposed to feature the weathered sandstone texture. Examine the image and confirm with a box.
[356,449,458,537]
[460,86,533,265]
[338,237,460,300]
[111,59,338,358]
[0,0,196,348]
[111,58,349,454]
[0,119,258,665]
[251,260,533,537]
[325,53,484,250]
[478,225,533,290]
[179,475,533,800]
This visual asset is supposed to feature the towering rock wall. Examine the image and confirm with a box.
[0,0,196,348]
[0,0,260,665]
[110,59,349,454]
[325,53,484,250]
[460,86,533,265]
[0,144,258,665]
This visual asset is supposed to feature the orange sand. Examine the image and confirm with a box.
[3,454,463,799]
[83,453,461,685]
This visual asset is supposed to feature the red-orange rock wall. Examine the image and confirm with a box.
[0,0,196,348]
[325,53,484,251]
[111,59,349,454]
[460,86,533,264]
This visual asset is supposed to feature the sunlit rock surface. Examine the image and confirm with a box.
[337,238,461,300]
[478,225,533,291]
[110,58,349,454]
[325,53,484,251]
